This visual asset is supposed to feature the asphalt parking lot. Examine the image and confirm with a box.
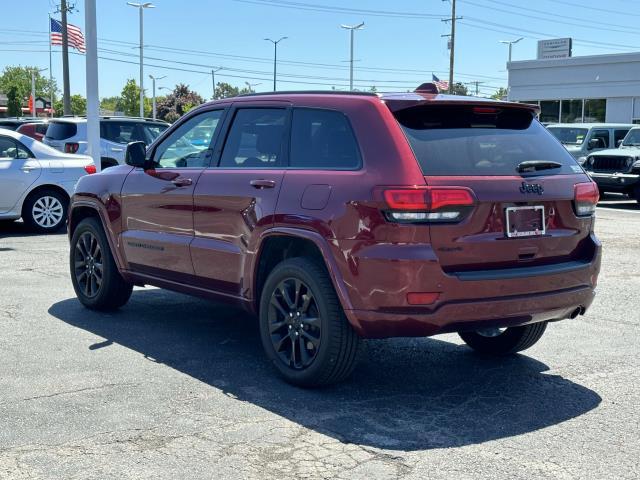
[1,195,639,480]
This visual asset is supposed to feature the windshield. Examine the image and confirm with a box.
[622,129,640,146]
[547,127,589,145]
[394,105,580,176]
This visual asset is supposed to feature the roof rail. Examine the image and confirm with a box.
[236,90,378,98]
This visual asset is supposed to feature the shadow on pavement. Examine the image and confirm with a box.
[597,193,640,211]
[0,220,67,239]
[49,289,601,451]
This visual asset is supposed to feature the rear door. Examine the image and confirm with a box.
[119,109,225,279]
[0,136,41,213]
[191,104,289,295]
[393,104,594,272]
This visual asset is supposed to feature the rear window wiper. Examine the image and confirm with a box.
[516,160,563,173]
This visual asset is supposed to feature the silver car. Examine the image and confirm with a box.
[547,123,633,164]
[0,129,94,233]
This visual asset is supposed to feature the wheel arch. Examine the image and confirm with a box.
[251,228,355,320]
[21,184,70,217]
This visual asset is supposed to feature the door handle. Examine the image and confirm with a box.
[250,179,276,189]
[21,166,38,172]
[111,147,124,152]
[172,177,193,187]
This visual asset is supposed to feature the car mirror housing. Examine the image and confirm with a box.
[125,141,147,168]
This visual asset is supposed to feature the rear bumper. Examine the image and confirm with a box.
[334,233,601,339]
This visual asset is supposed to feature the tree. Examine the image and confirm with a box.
[120,79,140,117]
[6,85,22,117]
[0,66,57,104]
[450,82,468,96]
[491,87,508,100]
[100,95,121,113]
[156,83,204,120]
[53,95,86,116]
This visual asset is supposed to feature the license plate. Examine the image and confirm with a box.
[505,206,545,238]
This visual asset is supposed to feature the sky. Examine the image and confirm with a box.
[1,0,638,100]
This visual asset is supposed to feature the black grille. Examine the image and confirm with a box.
[592,156,631,172]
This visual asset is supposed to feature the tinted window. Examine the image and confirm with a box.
[154,110,223,168]
[219,109,286,168]
[590,130,609,149]
[539,100,560,124]
[561,99,583,123]
[395,105,579,176]
[0,121,20,130]
[36,124,49,134]
[101,121,168,145]
[614,129,630,146]
[45,122,77,140]
[290,108,361,169]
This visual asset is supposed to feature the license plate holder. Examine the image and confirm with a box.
[505,206,545,238]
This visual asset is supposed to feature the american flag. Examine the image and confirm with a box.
[50,18,85,53]
[432,74,449,92]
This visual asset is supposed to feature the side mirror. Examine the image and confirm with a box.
[587,138,600,150]
[125,141,147,168]
[616,139,624,147]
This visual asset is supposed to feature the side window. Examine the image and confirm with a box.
[0,137,30,159]
[590,129,609,149]
[153,110,224,169]
[289,108,361,169]
[614,129,629,147]
[219,109,287,168]
[0,137,17,159]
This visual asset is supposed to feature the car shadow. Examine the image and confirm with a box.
[0,220,67,239]
[597,193,640,211]
[48,289,601,451]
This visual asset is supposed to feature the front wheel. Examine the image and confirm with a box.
[70,217,133,310]
[259,257,361,387]
[458,322,548,355]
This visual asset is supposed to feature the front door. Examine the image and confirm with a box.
[192,106,289,296]
[0,135,41,213]
[119,109,226,279]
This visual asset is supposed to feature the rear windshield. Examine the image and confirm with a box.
[45,122,77,140]
[395,105,580,176]
[101,121,168,145]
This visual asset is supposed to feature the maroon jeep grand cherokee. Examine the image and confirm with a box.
[68,87,601,387]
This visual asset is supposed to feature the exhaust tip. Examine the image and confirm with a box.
[569,307,584,319]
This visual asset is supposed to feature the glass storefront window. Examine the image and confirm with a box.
[561,99,583,123]
[584,99,606,123]
[539,100,560,124]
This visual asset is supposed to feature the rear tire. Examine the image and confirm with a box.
[70,217,133,311]
[632,184,640,204]
[459,322,548,355]
[259,257,361,387]
[22,188,68,233]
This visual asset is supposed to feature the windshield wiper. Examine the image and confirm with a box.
[516,160,563,173]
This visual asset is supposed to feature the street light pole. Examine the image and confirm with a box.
[31,68,48,117]
[245,81,261,93]
[264,37,287,91]
[127,2,155,118]
[340,23,364,91]
[211,67,222,99]
[500,37,523,63]
[148,74,165,120]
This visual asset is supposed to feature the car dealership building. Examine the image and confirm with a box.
[507,44,640,125]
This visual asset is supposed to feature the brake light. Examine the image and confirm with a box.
[383,187,475,223]
[473,107,500,114]
[65,142,79,153]
[84,164,97,175]
[574,182,599,216]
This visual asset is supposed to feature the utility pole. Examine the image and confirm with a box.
[148,74,165,119]
[127,2,155,118]
[442,0,462,94]
[59,0,72,115]
[211,67,222,99]
[465,80,485,96]
[264,37,287,91]
[244,82,261,93]
[340,23,364,91]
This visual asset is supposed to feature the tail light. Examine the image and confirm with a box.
[64,142,79,153]
[84,164,97,175]
[382,187,475,223]
[574,182,599,216]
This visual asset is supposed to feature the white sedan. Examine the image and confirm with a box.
[0,129,95,233]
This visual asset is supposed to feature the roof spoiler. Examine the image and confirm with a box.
[414,83,439,94]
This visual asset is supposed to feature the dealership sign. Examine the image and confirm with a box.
[537,38,573,59]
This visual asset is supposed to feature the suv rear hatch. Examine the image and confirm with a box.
[44,121,78,151]
[389,102,598,273]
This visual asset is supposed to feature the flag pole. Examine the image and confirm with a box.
[48,13,53,117]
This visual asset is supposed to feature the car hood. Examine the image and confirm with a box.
[590,147,640,158]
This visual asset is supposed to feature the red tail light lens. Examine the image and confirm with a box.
[65,142,79,154]
[382,187,475,223]
[574,182,599,216]
[407,292,440,305]
[84,164,97,175]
